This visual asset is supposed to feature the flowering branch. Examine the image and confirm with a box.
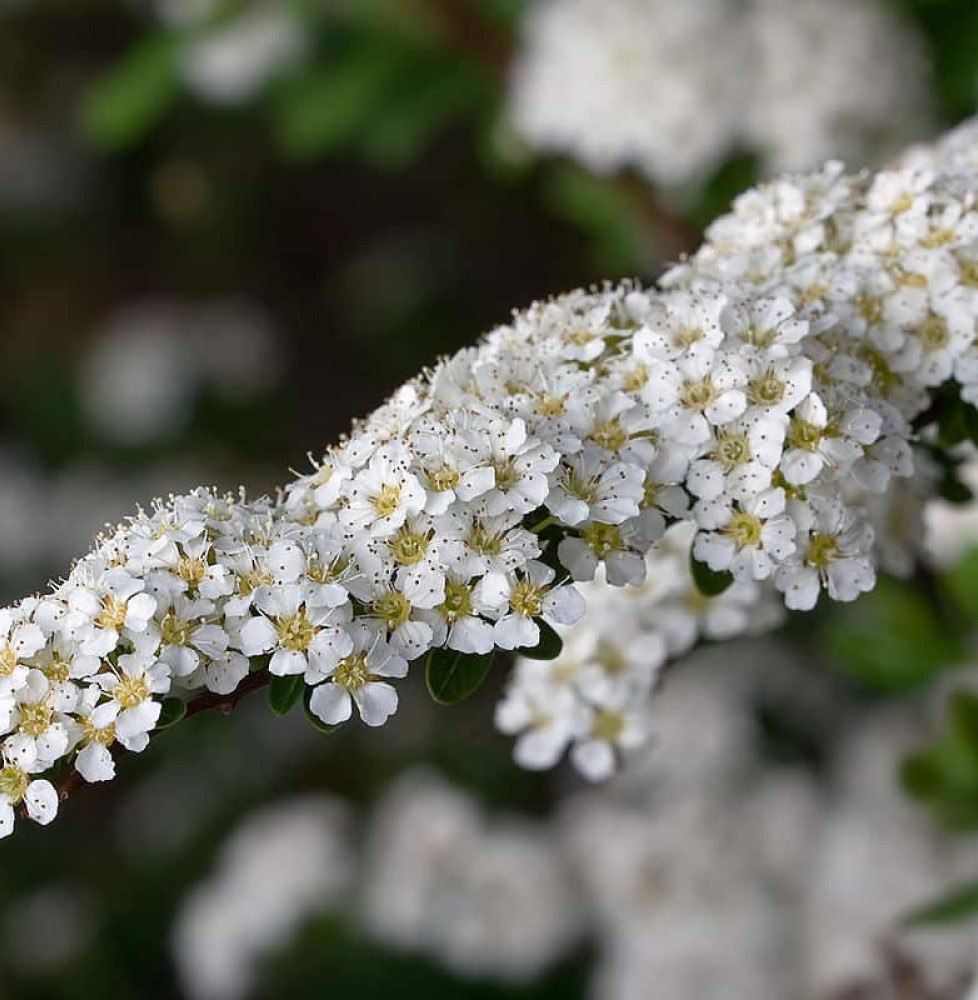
[2,118,978,839]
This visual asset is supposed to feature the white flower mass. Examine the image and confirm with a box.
[508,0,934,183]
[4,117,978,839]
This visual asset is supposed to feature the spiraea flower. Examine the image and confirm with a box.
[9,119,978,835]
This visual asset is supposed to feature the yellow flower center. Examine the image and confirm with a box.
[96,596,129,631]
[675,325,703,348]
[467,523,502,556]
[724,511,763,549]
[0,646,19,678]
[373,591,412,629]
[536,394,566,417]
[238,569,272,596]
[332,651,371,693]
[788,418,822,451]
[714,432,751,471]
[589,419,628,453]
[160,613,193,648]
[680,378,718,412]
[623,364,648,392]
[0,765,28,804]
[492,458,519,492]
[915,315,950,352]
[807,533,840,568]
[114,674,150,709]
[581,522,623,557]
[389,527,430,566]
[591,708,625,743]
[81,717,116,747]
[428,465,460,492]
[858,295,883,326]
[439,581,473,623]
[274,610,317,652]
[18,700,53,738]
[747,371,786,407]
[596,640,627,676]
[42,659,71,683]
[177,556,208,589]
[371,484,402,518]
[510,579,545,618]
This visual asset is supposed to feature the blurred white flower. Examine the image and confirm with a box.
[361,771,582,982]
[173,796,354,1000]
[178,3,308,106]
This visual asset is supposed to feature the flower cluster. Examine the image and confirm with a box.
[4,117,978,838]
[507,0,933,184]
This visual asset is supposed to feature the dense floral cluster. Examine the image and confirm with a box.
[3,119,978,839]
[507,0,932,184]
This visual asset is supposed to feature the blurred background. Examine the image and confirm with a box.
[3,0,978,997]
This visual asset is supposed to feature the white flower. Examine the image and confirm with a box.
[92,644,171,751]
[653,344,749,446]
[419,569,502,656]
[571,691,650,781]
[693,488,797,581]
[238,584,353,681]
[546,449,645,527]
[156,597,230,678]
[686,414,785,502]
[2,670,69,771]
[489,562,586,650]
[308,623,408,728]
[0,760,57,837]
[65,568,158,657]
[475,419,559,517]
[340,446,426,538]
[495,676,584,771]
[774,501,875,610]
[0,608,45,696]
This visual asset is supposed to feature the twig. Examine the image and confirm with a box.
[412,0,701,258]
[54,668,272,805]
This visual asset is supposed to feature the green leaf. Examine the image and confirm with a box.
[357,60,485,170]
[902,879,978,928]
[268,674,305,716]
[302,688,342,735]
[942,547,978,621]
[155,697,187,731]
[689,553,734,597]
[823,577,964,693]
[425,647,494,705]
[80,33,180,149]
[518,621,563,661]
[273,50,404,159]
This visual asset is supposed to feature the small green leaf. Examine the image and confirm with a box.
[268,674,304,716]
[942,547,978,621]
[518,621,563,661]
[302,688,341,735]
[690,553,734,597]
[902,879,978,928]
[425,647,494,705]
[273,50,404,159]
[80,33,180,149]
[823,577,964,693]
[155,697,187,731]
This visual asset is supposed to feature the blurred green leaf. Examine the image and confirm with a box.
[941,547,978,620]
[358,61,485,169]
[425,647,494,705]
[273,49,405,159]
[902,690,978,830]
[268,674,304,716]
[690,552,734,598]
[518,621,563,661]
[823,577,964,693]
[155,697,187,731]
[903,878,978,927]
[80,33,180,149]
